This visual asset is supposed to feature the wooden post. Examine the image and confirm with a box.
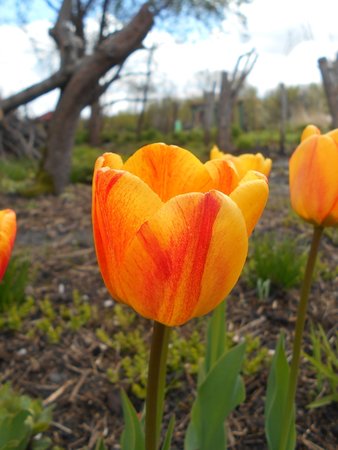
[203,90,215,147]
[279,83,287,155]
[318,55,338,128]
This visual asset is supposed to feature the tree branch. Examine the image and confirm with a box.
[0,69,71,114]
[0,2,154,115]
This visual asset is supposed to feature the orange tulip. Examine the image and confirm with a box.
[210,145,272,179]
[289,125,338,227]
[0,209,16,281]
[92,143,268,326]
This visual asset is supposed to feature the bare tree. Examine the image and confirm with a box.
[0,0,249,194]
[217,48,257,151]
[318,54,338,128]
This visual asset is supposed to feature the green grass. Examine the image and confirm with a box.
[0,157,38,192]
[234,129,299,153]
[71,145,103,184]
[0,125,302,194]
[0,157,37,181]
[245,232,308,293]
[304,323,338,408]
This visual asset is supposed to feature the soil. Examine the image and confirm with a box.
[0,154,337,449]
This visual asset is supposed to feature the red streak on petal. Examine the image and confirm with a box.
[136,192,222,323]
[102,170,124,200]
[183,192,222,317]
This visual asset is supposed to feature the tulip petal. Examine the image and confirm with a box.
[123,143,212,201]
[210,145,225,159]
[301,124,320,142]
[290,135,338,226]
[234,153,272,179]
[327,128,338,145]
[93,168,163,302]
[95,153,124,171]
[204,159,239,194]
[120,191,248,326]
[230,171,269,236]
[0,209,16,281]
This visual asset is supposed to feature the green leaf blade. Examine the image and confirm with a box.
[120,390,145,450]
[185,342,246,450]
[265,334,296,450]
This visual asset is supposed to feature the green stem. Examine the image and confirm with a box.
[279,225,323,450]
[145,321,171,450]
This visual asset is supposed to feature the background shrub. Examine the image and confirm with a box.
[244,232,308,293]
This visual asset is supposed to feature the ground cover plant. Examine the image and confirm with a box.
[0,134,337,449]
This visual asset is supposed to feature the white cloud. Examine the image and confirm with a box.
[1,0,338,115]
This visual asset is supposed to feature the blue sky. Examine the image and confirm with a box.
[0,0,54,23]
[1,0,338,115]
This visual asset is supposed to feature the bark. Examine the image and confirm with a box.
[217,72,235,151]
[318,56,338,128]
[203,90,215,147]
[88,99,103,147]
[43,3,154,194]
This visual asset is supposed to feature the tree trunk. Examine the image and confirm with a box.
[203,90,215,148]
[42,3,154,194]
[88,99,103,147]
[217,72,234,151]
[318,56,338,128]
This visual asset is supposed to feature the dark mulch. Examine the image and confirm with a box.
[0,154,337,449]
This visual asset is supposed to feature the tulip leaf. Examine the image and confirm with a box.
[161,415,175,450]
[31,437,52,450]
[185,342,246,450]
[120,390,145,450]
[265,334,296,450]
[0,410,31,450]
[204,300,227,378]
[307,393,338,409]
[94,438,107,450]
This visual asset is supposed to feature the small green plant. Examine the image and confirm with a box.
[97,306,205,399]
[0,255,34,331]
[243,334,270,376]
[99,306,271,399]
[32,290,95,343]
[0,383,53,449]
[35,317,64,344]
[303,323,338,408]
[0,296,35,331]
[0,255,30,312]
[256,278,271,301]
[245,232,307,292]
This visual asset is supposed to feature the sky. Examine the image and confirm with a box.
[1,0,338,116]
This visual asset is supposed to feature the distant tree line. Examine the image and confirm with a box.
[104,82,328,140]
